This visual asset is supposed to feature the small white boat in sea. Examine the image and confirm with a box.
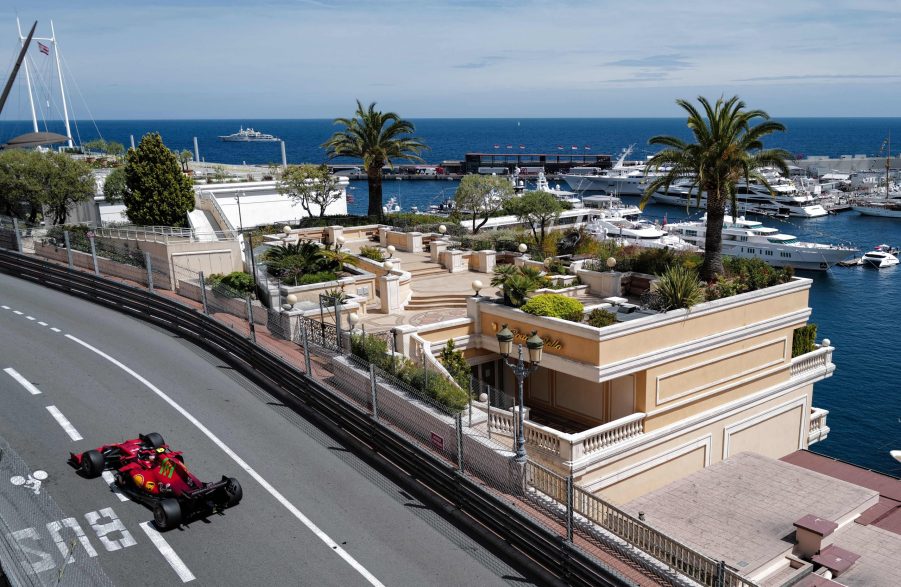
[584,197,698,251]
[860,244,899,268]
[219,127,280,142]
[382,197,402,215]
[665,214,858,271]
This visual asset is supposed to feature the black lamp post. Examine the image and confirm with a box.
[496,324,544,463]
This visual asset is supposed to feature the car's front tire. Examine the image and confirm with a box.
[153,498,182,530]
[79,450,105,478]
[142,432,165,450]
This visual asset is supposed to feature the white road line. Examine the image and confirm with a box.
[46,405,83,441]
[13,310,23,315]
[66,334,385,587]
[1,305,9,309]
[25,316,35,321]
[38,321,48,326]
[101,471,130,502]
[50,327,61,333]
[139,522,196,583]
[4,367,42,395]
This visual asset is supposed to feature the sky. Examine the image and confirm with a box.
[1,0,900,119]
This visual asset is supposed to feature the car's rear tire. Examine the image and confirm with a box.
[153,498,182,530]
[142,432,165,449]
[223,477,242,507]
[79,450,105,478]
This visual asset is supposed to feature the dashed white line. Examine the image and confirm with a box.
[25,316,35,321]
[46,405,83,441]
[101,471,129,502]
[139,522,196,583]
[66,333,385,587]
[4,368,42,395]
[13,310,23,315]
[38,321,48,326]
[50,327,61,333]
[1,305,9,309]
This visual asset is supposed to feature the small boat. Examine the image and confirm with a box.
[861,244,900,268]
[382,197,401,215]
[219,127,280,142]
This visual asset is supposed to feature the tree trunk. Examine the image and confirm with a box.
[367,166,383,219]
[702,189,726,281]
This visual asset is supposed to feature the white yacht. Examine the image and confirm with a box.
[562,145,658,195]
[581,195,698,251]
[219,127,280,142]
[652,171,828,218]
[534,172,582,207]
[860,245,899,268]
[665,215,857,271]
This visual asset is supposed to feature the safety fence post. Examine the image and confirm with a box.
[369,363,379,420]
[144,252,154,291]
[246,296,256,343]
[566,475,574,542]
[63,230,73,269]
[12,218,23,253]
[88,234,100,276]
[198,272,209,315]
[301,320,312,376]
[455,413,464,474]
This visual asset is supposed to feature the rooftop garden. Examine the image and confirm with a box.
[262,240,358,286]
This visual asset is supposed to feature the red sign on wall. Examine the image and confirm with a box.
[430,432,444,451]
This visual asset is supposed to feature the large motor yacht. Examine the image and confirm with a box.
[860,245,900,268]
[219,127,281,142]
[665,215,857,271]
[562,145,660,195]
[652,171,828,218]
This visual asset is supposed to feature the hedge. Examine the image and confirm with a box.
[521,294,584,322]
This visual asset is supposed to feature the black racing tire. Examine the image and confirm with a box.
[80,450,105,478]
[153,498,182,530]
[223,477,243,507]
[142,432,165,450]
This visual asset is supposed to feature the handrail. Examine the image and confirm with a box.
[790,345,832,377]
[94,225,237,244]
[410,332,461,387]
[198,190,237,232]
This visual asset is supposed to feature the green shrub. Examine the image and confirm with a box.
[219,271,255,294]
[439,339,471,394]
[351,333,391,370]
[652,265,704,310]
[587,308,617,328]
[358,245,385,262]
[792,323,817,358]
[296,270,338,285]
[398,361,469,412]
[521,294,584,322]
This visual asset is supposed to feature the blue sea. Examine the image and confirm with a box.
[2,117,900,475]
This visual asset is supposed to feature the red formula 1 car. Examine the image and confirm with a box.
[69,433,242,530]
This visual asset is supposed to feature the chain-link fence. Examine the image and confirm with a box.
[0,227,746,587]
[0,435,115,587]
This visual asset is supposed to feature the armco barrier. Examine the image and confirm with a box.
[0,249,631,587]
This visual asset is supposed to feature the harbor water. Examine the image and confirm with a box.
[2,117,899,475]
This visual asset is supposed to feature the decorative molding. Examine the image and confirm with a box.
[654,337,788,407]
[583,434,713,493]
[722,396,808,459]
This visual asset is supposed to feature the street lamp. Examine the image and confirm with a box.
[348,312,361,334]
[438,225,447,236]
[471,279,484,297]
[335,235,346,250]
[496,324,544,463]
[386,245,396,259]
[606,256,617,272]
[518,243,528,254]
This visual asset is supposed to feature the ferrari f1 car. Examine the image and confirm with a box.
[69,433,242,530]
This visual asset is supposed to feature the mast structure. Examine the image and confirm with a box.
[15,18,38,133]
[15,19,74,148]
[886,131,891,200]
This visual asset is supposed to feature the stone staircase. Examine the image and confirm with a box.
[404,261,447,279]
[405,291,470,310]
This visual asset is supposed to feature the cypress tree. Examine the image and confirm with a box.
[123,132,194,227]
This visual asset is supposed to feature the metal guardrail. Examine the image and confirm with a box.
[0,248,629,587]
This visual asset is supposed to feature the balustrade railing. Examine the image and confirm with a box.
[790,345,833,377]
[808,407,830,445]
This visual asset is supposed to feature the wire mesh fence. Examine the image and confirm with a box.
[0,229,747,587]
[0,434,116,587]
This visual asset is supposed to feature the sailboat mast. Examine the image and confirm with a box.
[16,17,39,133]
[50,20,73,148]
[887,131,891,199]
[0,21,36,118]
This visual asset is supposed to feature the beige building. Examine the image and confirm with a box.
[415,275,833,503]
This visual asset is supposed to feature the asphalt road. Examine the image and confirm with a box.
[0,272,535,586]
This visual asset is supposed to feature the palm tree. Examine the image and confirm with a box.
[323,100,427,219]
[641,96,791,281]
